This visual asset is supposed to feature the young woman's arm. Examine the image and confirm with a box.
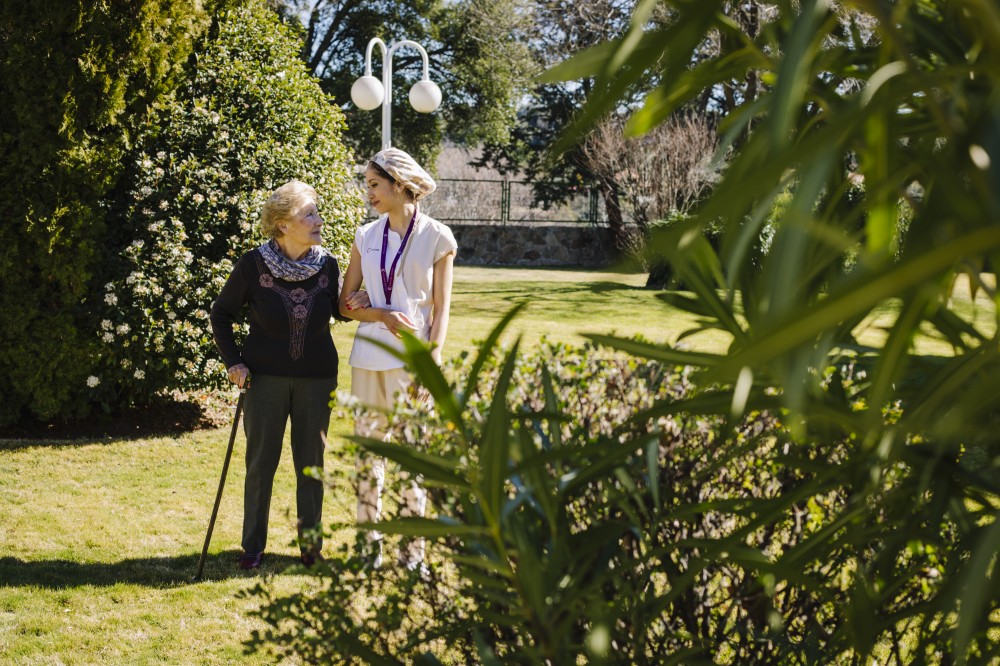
[338,241,416,336]
[428,251,456,364]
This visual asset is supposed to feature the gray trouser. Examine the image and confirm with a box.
[241,374,337,555]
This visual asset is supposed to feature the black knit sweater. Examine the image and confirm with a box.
[210,250,346,379]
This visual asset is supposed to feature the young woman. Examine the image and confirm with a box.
[211,180,363,570]
[339,148,457,570]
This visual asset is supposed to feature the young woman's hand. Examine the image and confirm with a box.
[379,310,417,338]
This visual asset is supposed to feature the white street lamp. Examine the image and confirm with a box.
[350,37,442,150]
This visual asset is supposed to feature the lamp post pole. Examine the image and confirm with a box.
[351,37,442,150]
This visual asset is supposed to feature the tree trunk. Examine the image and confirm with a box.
[599,179,629,252]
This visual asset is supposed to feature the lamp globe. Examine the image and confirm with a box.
[408,80,442,113]
[351,75,385,111]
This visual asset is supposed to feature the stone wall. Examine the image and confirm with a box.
[450,222,616,267]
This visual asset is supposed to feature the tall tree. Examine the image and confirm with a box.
[474,0,639,247]
[277,0,535,166]
[476,1,787,251]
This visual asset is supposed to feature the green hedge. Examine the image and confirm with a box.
[0,0,209,425]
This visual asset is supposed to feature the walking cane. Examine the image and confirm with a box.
[194,376,250,581]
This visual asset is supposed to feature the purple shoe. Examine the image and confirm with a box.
[238,551,264,570]
[300,550,324,568]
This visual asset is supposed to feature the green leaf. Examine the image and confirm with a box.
[359,332,465,432]
[536,41,623,83]
[865,289,929,427]
[354,437,470,489]
[540,363,563,449]
[358,517,489,538]
[478,337,521,523]
[585,333,724,368]
[710,226,1000,381]
[646,438,661,512]
[628,42,768,135]
[558,434,655,497]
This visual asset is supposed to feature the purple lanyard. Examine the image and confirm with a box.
[380,208,417,305]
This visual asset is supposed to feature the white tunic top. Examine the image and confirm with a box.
[348,212,457,371]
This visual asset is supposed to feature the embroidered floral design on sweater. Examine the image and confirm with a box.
[253,252,329,360]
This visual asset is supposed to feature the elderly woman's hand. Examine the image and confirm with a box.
[343,290,371,311]
[227,363,250,388]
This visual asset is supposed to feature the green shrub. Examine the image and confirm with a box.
[87,0,364,408]
[0,0,210,425]
[246,314,957,663]
[247,306,986,663]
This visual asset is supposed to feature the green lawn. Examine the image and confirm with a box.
[1,266,994,664]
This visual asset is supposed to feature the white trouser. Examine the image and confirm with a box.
[352,366,427,566]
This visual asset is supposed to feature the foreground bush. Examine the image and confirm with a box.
[245,310,981,663]
[541,0,1000,662]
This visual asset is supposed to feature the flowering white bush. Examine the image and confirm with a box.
[90,0,364,408]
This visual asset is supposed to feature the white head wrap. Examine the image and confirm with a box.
[370,148,437,200]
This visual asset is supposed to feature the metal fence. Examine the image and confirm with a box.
[360,178,607,226]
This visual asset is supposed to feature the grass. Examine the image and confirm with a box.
[1,265,995,664]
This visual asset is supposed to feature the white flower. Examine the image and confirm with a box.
[102,332,114,343]
[192,193,205,204]
[167,311,177,320]
[105,282,114,292]
[116,324,130,334]
[134,370,145,380]
[177,298,188,308]
[105,293,118,305]
[101,319,112,330]
[87,376,100,388]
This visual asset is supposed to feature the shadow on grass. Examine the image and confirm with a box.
[0,551,312,589]
[463,281,645,299]
[0,393,232,445]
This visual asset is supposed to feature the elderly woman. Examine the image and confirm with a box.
[339,148,457,571]
[210,179,361,570]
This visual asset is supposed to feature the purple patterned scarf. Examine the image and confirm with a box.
[258,238,329,282]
